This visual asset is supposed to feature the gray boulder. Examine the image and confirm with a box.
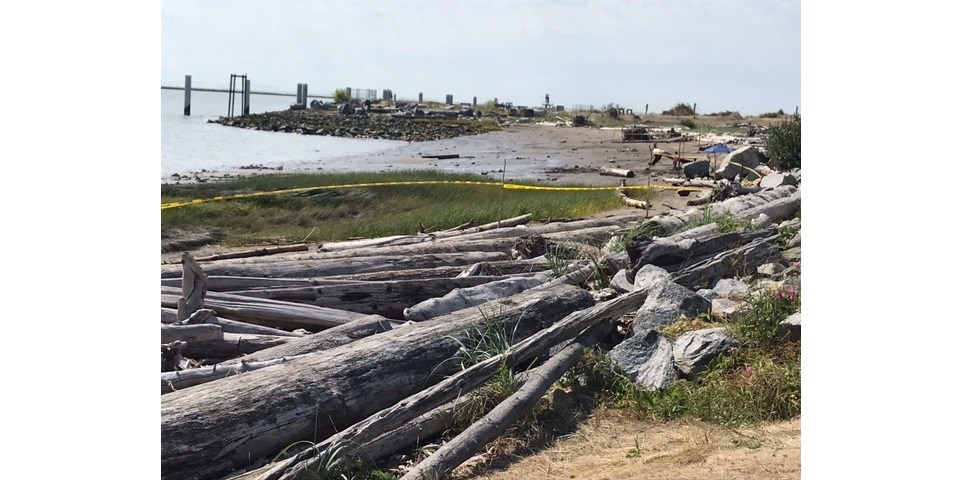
[752,213,772,229]
[783,247,801,263]
[788,230,801,248]
[715,146,764,181]
[757,262,786,277]
[673,327,738,378]
[632,264,672,293]
[712,278,750,299]
[610,269,635,293]
[634,280,712,330]
[760,172,798,189]
[697,289,720,301]
[608,329,676,390]
[777,311,801,342]
[711,298,746,321]
[683,160,711,179]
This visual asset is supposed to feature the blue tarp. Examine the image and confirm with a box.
[701,144,732,154]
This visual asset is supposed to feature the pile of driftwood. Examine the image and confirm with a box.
[160,185,800,480]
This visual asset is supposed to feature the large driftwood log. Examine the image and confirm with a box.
[264,291,647,480]
[599,167,635,178]
[671,236,783,290]
[627,229,777,274]
[180,332,293,361]
[161,276,323,291]
[160,251,509,279]
[160,284,593,480]
[218,276,512,319]
[160,323,222,344]
[320,257,553,282]
[193,244,310,262]
[403,273,552,321]
[617,189,650,209]
[160,287,367,331]
[645,185,797,235]
[217,314,393,365]
[160,308,304,337]
[400,321,615,480]
[162,354,311,395]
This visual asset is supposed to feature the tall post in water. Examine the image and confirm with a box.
[418,92,423,103]
[473,96,477,106]
[296,83,303,105]
[302,84,308,107]
[445,94,453,105]
[243,79,251,116]
[346,87,352,99]
[183,75,191,116]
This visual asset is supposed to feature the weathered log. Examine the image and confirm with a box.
[161,323,222,344]
[178,253,207,321]
[162,341,187,373]
[645,185,797,235]
[160,284,593,480]
[628,229,778,274]
[193,244,310,262]
[400,321,614,480]
[160,308,304,337]
[162,354,311,395]
[403,273,553,321]
[160,287,367,330]
[617,188,650,209]
[671,237,783,290]
[318,235,410,252]
[433,214,648,245]
[319,257,553,282]
[160,251,509,279]
[161,276,323,291]
[180,332,293,361]
[218,276,512,318]
[732,190,801,224]
[265,291,646,480]
[216,315,393,364]
[599,167,635,178]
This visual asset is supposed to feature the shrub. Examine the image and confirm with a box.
[333,88,351,103]
[662,103,695,116]
[764,114,801,170]
[679,119,697,130]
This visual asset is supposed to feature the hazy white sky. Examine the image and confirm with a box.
[161,0,799,115]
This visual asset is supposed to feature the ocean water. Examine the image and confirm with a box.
[160,89,405,179]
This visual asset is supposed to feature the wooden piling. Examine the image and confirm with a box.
[243,79,251,116]
[183,75,191,116]
[418,92,423,103]
[302,83,308,106]
[445,94,453,105]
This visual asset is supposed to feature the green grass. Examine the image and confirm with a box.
[560,285,801,427]
[681,207,755,233]
[161,171,623,247]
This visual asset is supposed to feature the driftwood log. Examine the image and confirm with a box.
[193,244,310,262]
[162,354,311,395]
[180,333,293,361]
[671,236,783,290]
[401,321,615,480]
[599,167,635,178]
[160,308,304,337]
[262,290,647,480]
[160,284,593,480]
[403,273,552,321]
[160,287,367,330]
[645,185,797,235]
[617,188,650,209]
[160,323,222,344]
[177,253,207,321]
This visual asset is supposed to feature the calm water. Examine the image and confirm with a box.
[160,89,405,179]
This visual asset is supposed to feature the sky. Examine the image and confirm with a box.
[161,0,799,116]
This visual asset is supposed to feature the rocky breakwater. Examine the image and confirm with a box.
[209,109,498,142]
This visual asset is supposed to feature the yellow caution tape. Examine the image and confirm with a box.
[161,180,710,210]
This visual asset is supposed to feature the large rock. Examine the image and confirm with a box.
[634,281,712,330]
[697,289,720,301]
[760,172,799,189]
[777,311,801,342]
[608,329,676,390]
[715,146,764,181]
[610,269,635,293]
[673,327,738,378]
[711,298,746,321]
[782,247,801,263]
[632,264,672,293]
[712,278,750,299]
[757,262,786,277]
[788,230,801,248]
[752,213,773,229]
[683,160,711,179]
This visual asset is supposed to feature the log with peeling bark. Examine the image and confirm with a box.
[160,323,222,344]
[160,287,367,331]
[320,257,553,282]
[400,321,615,480]
[216,314,393,365]
[193,244,310,262]
[599,167,635,178]
[432,214,648,245]
[160,308,304,337]
[178,253,207,321]
[162,354,312,395]
[180,332,293,361]
[732,190,801,224]
[627,229,778,274]
[218,276,513,318]
[671,236,783,290]
[160,284,593,480]
[160,251,510,279]
[262,290,647,480]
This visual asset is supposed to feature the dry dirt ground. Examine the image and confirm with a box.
[453,408,800,480]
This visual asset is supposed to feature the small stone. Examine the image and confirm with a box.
[757,262,786,277]
[610,269,635,293]
[712,278,750,299]
[777,311,801,342]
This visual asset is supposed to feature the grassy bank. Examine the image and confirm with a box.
[161,171,624,247]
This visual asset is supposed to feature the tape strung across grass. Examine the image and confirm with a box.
[160,180,709,210]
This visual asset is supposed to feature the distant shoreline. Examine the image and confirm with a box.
[160,85,333,100]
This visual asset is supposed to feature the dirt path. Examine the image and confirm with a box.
[455,408,800,480]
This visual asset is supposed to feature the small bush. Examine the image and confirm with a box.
[764,114,801,170]
[662,103,695,116]
[679,119,697,130]
[731,287,800,350]
[333,88,351,103]
[682,207,754,233]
